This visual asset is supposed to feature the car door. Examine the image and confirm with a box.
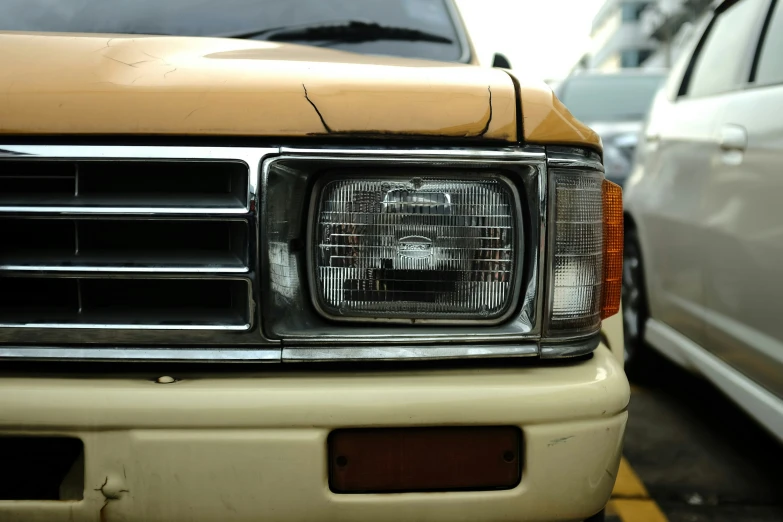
[701,0,783,398]
[629,0,766,348]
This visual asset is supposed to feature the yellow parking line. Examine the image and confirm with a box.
[610,458,669,522]
[612,458,649,498]
[609,500,668,522]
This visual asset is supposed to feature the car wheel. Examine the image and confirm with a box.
[622,227,653,377]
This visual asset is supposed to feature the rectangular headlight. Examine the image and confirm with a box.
[310,175,520,322]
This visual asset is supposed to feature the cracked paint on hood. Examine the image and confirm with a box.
[508,73,601,152]
[0,32,517,140]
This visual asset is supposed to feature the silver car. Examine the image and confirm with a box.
[624,0,783,441]
[556,70,666,187]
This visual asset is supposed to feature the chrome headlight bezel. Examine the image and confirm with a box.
[261,149,547,344]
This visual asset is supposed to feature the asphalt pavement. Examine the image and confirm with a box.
[616,353,783,522]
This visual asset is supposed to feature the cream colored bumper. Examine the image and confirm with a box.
[0,346,629,522]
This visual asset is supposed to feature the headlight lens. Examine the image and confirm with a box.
[312,176,519,322]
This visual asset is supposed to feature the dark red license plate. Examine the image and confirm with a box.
[329,426,522,493]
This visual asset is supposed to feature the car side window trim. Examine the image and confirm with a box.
[749,0,778,81]
[445,0,473,64]
[676,14,716,98]
[663,14,710,101]
[749,0,783,86]
[678,0,770,99]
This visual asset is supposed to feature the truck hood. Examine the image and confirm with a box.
[0,32,518,140]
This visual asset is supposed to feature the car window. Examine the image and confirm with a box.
[557,75,666,123]
[0,0,466,63]
[685,0,766,97]
[755,0,783,85]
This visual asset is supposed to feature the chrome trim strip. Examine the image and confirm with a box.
[0,323,251,331]
[0,264,250,274]
[540,334,601,359]
[0,270,252,279]
[546,157,605,172]
[545,148,604,173]
[0,205,250,216]
[283,344,538,362]
[0,347,281,362]
[0,145,270,160]
[279,146,546,160]
[0,145,276,214]
[0,327,272,345]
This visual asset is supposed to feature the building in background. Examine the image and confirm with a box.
[589,0,657,70]
[581,0,711,73]
[639,0,712,68]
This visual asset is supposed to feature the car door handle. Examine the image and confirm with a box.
[718,124,748,151]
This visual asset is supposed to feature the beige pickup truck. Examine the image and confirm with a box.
[0,1,629,521]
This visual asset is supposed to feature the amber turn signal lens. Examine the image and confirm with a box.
[601,180,623,319]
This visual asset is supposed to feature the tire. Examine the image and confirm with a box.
[622,227,659,379]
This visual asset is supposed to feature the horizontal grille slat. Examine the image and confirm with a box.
[0,277,250,329]
[0,162,76,195]
[0,151,258,336]
[0,160,249,211]
[0,218,249,272]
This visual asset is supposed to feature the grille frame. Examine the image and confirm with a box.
[0,144,604,362]
[0,145,277,348]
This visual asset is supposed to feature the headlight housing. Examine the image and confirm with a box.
[262,149,619,360]
[311,175,520,323]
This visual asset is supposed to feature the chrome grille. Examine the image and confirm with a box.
[0,146,273,346]
[0,144,565,363]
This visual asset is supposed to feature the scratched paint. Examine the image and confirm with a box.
[510,74,602,151]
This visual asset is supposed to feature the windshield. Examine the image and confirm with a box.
[1,0,466,62]
[558,75,666,123]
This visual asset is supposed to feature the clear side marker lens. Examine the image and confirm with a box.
[549,171,604,334]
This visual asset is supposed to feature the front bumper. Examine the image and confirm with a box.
[0,346,629,522]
